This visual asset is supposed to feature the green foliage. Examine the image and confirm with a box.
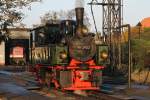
[0,0,42,42]
[121,26,150,71]
[143,27,150,33]
[0,0,42,27]
[132,39,146,69]
[39,10,91,28]
[141,28,150,41]
[131,38,150,71]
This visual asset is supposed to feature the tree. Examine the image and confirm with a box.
[39,9,91,28]
[0,0,42,42]
[0,0,42,26]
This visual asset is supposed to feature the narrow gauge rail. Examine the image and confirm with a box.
[12,73,136,100]
[88,91,137,100]
[1,69,137,100]
[31,88,137,100]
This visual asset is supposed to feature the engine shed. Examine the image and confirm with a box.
[1,28,30,65]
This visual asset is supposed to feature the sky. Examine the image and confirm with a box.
[22,0,150,32]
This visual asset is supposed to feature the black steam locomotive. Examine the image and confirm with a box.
[29,7,109,91]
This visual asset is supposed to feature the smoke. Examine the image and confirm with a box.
[75,0,85,8]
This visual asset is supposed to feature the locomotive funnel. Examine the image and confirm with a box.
[75,7,84,28]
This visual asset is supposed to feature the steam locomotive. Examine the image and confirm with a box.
[29,7,109,91]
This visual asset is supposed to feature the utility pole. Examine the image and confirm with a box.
[120,24,131,88]
[127,24,131,89]
[136,22,142,39]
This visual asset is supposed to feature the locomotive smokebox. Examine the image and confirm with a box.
[75,7,84,28]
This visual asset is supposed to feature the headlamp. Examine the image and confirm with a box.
[60,52,67,59]
[101,51,108,60]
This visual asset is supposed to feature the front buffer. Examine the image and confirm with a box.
[58,59,104,90]
[33,59,104,91]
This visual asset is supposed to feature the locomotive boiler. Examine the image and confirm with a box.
[29,4,109,91]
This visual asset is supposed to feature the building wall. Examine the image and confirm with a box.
[0,41,5,65]
[8,28,30,39]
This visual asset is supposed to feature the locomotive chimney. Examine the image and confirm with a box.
[75,0,84,28]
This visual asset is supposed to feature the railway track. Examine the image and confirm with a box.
[15,77,136,100]
[88,91,137,100]
[29,87,137,100]
[0,69,137,100]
